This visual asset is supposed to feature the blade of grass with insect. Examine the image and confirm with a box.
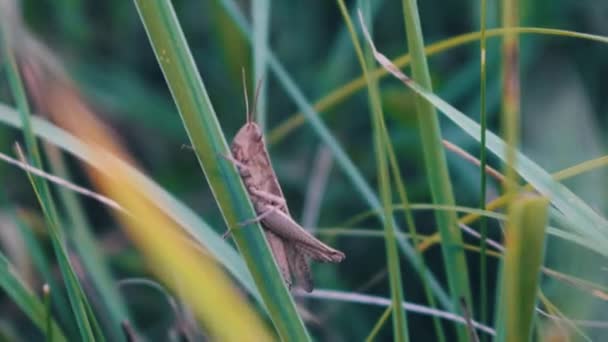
[341,2,409,340]
[268,27,608,145]
[215,0,453,311]
[43,143,130,339]
[395,7,473,342]
[131,1,310,340]
[494,197,549,341]
[1,23,103,340]
[0,252,67,341]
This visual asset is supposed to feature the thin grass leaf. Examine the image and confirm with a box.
[12,211,75,334]
[131,1,309,339]
[364,306,392,342]
[1,20,103,340]
[0,253,66,341]
[343,2,409,340]
[20,151,103,341]
[43,284,53,342]
[360,10,472,341]
[251,0,270,132]
[478,0,490,333]
[298,289,496,337]
[494,196,549,341]
[44,144,130,338]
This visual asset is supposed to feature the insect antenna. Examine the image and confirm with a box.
[241,68,251,123]
[250,78,263,124]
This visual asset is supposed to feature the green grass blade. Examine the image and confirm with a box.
[21,159,102,341]
[478,0,489,334]
[214,0,452,311]
[12,211,75,335]
[340,2,409,340]
[131,1,310,340]
[1,22,103,340]
[398,5,473,340]
[0,253,66,341]
[44,144,130,338]
[251,0,269,132]
[494,197,549,341]
[364,306,392,342]
[43,284,53,342]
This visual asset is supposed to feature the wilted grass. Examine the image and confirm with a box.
[0,0,607,341]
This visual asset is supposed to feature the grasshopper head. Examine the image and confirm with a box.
[231,122,263,159]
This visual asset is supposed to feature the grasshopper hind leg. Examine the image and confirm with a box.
[287,245,313,292]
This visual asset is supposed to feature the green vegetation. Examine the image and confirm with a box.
[0,0,606,340]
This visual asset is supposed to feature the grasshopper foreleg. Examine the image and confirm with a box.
[219,152,250,170]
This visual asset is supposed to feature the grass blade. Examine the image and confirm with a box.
[398,0,473,329]
[341,2,409,340]
[364,6,473,340]
[19,150,103,341]
[1,17,103,340]
[131,1,310,339]
[478,0,489,333]
[251,0,270,131]
[494,196,549,341]
[0,252,66,341]
[44,144,130,338]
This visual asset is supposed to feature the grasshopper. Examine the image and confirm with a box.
[224,72,345,292]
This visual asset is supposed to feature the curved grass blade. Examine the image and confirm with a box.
[1,20,103,340]
[44,144,130,339]
[268,27,608,145]
[340,2,409,340]
[356,27,608,247]
[131,1,310,340]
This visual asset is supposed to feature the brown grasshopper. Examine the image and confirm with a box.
[223,72,345,292]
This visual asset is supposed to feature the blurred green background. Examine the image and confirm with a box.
[1,0,608,340]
